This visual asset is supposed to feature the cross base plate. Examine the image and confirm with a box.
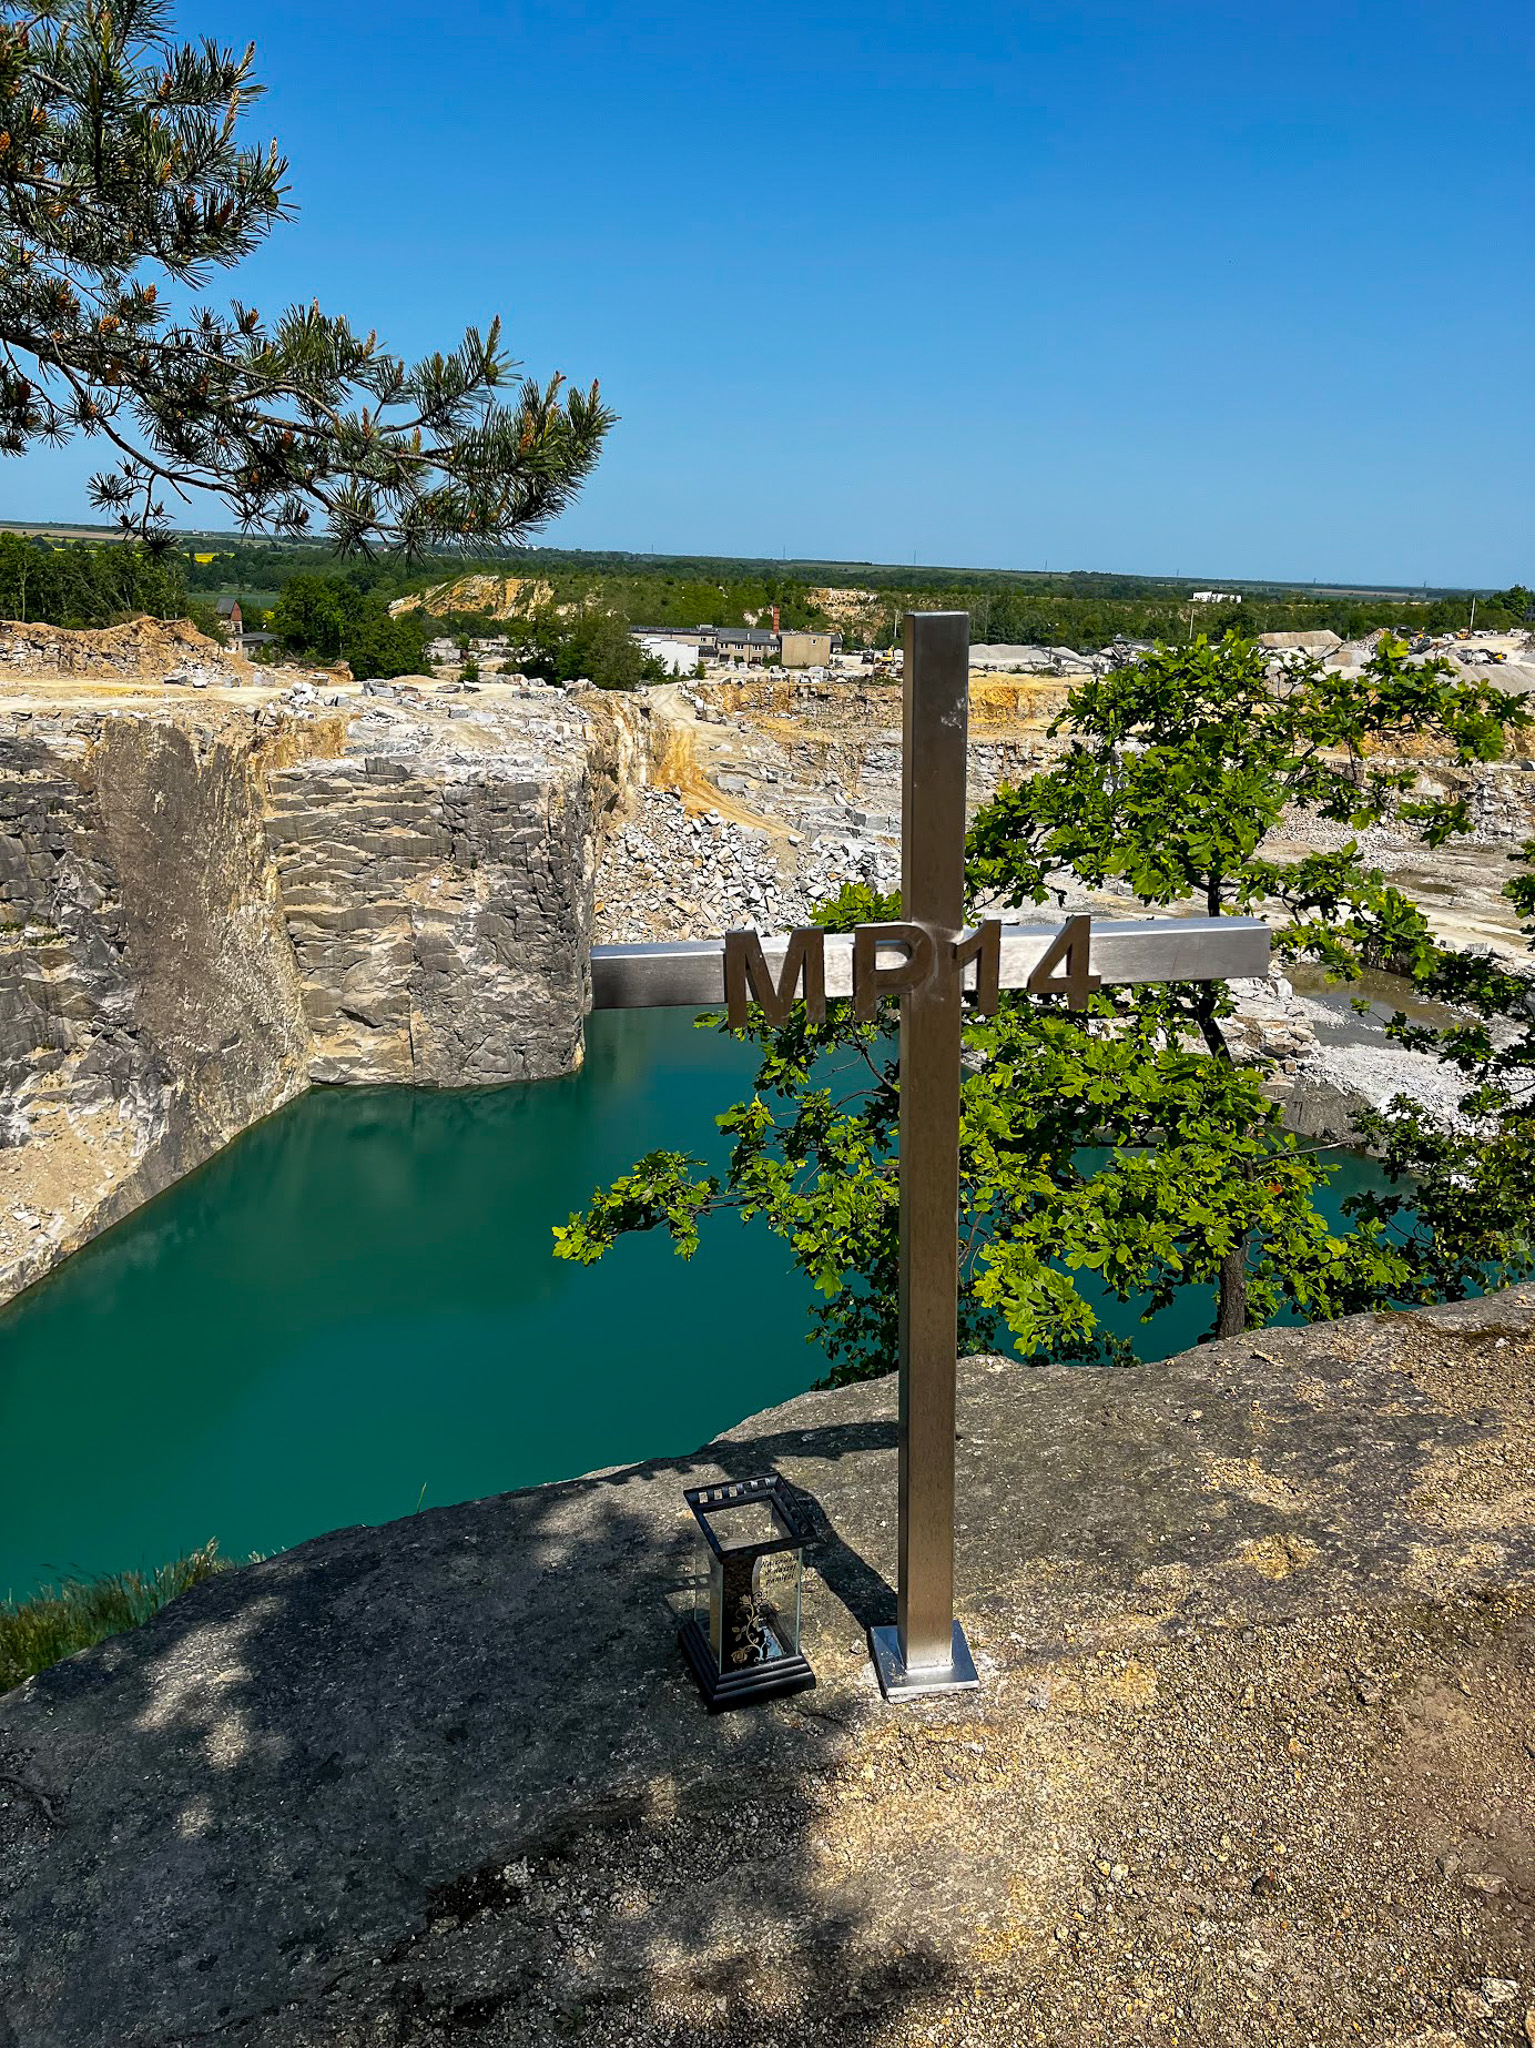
[869,1621,980,1700]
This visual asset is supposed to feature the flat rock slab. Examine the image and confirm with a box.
[4,1292,1535,2046]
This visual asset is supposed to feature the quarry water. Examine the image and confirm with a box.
[1,1009,1396,1599]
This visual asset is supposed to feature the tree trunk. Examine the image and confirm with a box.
[1194,983,1250,1339]
[1216,1243,1248,1336]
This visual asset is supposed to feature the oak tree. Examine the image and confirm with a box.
[557,636,1535,1379]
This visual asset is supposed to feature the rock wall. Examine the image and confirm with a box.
[0,680,660,1306]
[6,637,1534,1309]
[263,694,608,1087]
[0,708,312,1302]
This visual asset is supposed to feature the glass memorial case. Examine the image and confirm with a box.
[679,1475,815,1711]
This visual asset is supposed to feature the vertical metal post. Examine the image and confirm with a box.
[869,612,979,1697]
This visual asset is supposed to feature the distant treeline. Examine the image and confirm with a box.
[862,586,1535,651]
[179,539,1526,644]
[435,571,1532,651]
[369,552,1535,652]
[0,533,191,629]
[184,542,419,606]
[3,531,1531,660]
[499,547,1478,604]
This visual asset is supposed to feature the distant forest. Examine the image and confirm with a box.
[1,529,1530,656]
[181,539,1535,651]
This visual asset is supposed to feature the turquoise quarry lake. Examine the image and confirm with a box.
[1,1010,1390,1599]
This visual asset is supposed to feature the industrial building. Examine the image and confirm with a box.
[713,628,781,663]
[778,630,834,668]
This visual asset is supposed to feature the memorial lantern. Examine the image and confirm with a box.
[680,1476,815,1711]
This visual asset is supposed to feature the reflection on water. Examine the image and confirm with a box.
[1286,962,1464,1037]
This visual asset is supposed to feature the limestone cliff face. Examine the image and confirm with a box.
[263,692,635,1086]
[0,709,312,1302]
[385,571,555,621]
[0,679,659,1306]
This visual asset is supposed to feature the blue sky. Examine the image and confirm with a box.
[7,0,1532,584]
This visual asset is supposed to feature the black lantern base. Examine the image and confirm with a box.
[679,1617,816,1713]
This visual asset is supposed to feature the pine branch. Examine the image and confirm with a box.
[0,0,613,550]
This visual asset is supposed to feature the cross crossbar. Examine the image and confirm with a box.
[589,915,1269,1010]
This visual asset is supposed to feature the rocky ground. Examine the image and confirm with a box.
[3,1287,1534,2046]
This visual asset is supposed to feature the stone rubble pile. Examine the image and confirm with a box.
[793,831,900,906]
[1280,770,1535,853]
[596,787,902,942]
[1224,973,1321,1073]
[0,615,251,681]
[163,659,235,690]
[674,685,729,724]
[1275,803,1411,858]
[1462,767,1535,844]
[968,643,1125,675]
[597,788,795,942]
[246,677,351,727]
[0,633,58,669]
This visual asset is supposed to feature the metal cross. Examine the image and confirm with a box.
[590,613,1268,1698]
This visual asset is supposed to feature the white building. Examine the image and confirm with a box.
[636,636,702,676]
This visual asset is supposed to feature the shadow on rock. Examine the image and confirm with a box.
[0,1416,932,2047]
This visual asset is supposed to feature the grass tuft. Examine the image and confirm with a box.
[0,1543,228,1693]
